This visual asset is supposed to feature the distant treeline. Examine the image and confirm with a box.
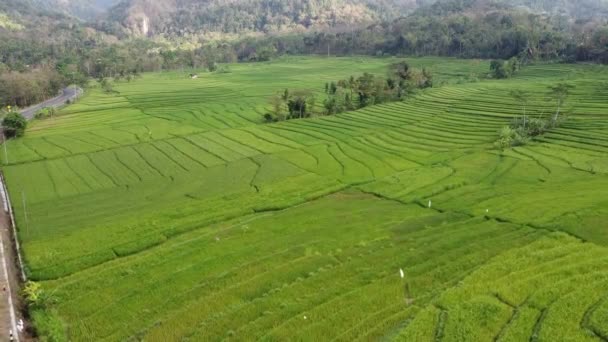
[255,10,608,64]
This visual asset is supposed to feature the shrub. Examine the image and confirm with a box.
[22,281,45,308]
[490,57,520,79]
[30,309,66,342]
[495,126,529,150]
[523,117,549,136]
[490,60,509,79]
[34,107,56,120]
[216,65,231,73]
[263,113,276,123]
[99,78,114,93]
[2,111,27,137]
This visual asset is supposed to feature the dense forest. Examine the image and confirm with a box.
[97,0,427,38]
[0,0,607,107]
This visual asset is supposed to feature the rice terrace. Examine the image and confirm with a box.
[0,54,606,341]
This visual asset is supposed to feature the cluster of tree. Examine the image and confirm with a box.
[265,89,317,122]
[0,68,64,107]
[324,62,432,115]
[264,61,432,122]
[490,56,523,79]
[496,83,575,149]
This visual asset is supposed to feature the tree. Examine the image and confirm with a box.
[284,90,314,119]
[324,97,340,115]
[548,83,575,123]
[356,73,377,108]
[495,125,529,150]
[391,61,412,81]
[421,68,433,88]
[267,94,286,122]
[344,93,354,110]
[490,60,509,79]
[306,95,317,116]
[329,82,338,95]
[3,112,27,138]
[510,89,531,127]
[282,89,290,101]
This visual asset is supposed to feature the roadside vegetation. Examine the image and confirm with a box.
[2,111,27,138]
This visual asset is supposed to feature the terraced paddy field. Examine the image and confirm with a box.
[3,56,608,340]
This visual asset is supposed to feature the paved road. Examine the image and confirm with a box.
[0,175,26,341]
[19,87,82,120]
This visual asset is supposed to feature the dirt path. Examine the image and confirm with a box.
[0,175,28,341]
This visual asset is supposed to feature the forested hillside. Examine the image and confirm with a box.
[97,0,428,38]
[33,0,120,20]
[0,0,118,20]
[1,0,608,108]
[346,0,608,61]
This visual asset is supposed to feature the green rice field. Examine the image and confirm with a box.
[3,56,608,340]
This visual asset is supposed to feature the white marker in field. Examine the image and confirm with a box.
[428,200,432,208]
[399,268,405,279]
